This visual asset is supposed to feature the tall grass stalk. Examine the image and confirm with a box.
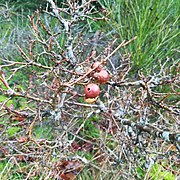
[99,0,180,72]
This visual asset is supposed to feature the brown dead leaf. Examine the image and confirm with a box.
[60,172,76,180]
[17,136,27,143]
[71,141,80,151]
[10,115,26,121]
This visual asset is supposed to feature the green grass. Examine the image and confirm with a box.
[99,0,180,72]
[149,163,176,180]
[0,0,46,14]
[0,3,30,61]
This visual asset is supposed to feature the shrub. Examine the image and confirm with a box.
[0,0,179,179]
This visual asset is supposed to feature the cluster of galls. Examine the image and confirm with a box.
[84,62,109,103]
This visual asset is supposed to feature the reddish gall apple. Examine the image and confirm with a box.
[92,62,103,72]
[84,83,100,98]
[93,72,100,81]
[93,69,109,84]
